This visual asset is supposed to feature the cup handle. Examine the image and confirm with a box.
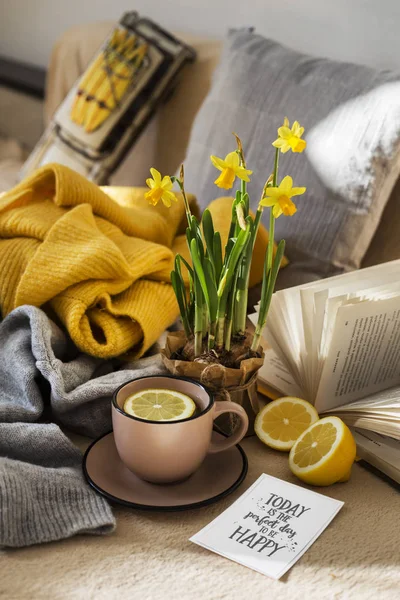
[208,401,249,454]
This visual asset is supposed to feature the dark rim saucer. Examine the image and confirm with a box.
[82,430,248,512]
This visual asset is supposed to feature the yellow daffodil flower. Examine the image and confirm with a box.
[260,175,306,218]
[145,168,177,207]
[272,117,307,153]
[210,151,253,189]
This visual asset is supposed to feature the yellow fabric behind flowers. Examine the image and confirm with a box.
[0,164,284,358]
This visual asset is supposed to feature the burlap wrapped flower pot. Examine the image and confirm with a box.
[161,330,265,436]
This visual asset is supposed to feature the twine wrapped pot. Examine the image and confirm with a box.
[161,331,265,436]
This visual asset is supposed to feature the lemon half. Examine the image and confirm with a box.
[255,397,319,451]
[123,389,196,422]
[289,416,356,486]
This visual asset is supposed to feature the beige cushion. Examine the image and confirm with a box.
[45,21,222,186]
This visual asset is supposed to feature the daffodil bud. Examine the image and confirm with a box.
[236,203,247,231]
[217,271,228,297]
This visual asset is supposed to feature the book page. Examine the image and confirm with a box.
[315,296,400,412]
[263,290,308,394]
[258,347,303,398]
[302,275,400,401]
[251,260,400,411]
[246,319,304,398]
[352,428,400,468]
[337,415,400,438]
[334,387,400,410]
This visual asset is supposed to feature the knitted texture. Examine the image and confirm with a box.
[0,164,272,359]
[0,423,115,548]
[0,305,169,436]
[0,164,192,359]
[0,305,171,547]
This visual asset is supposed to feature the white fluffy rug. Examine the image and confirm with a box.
[1,435,399,600]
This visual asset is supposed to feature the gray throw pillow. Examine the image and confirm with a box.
[183,29,400,283]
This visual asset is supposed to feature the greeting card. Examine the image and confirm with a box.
[191,474,344,579]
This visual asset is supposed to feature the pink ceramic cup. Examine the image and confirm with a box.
[112,375,249,484]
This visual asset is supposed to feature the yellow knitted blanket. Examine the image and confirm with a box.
[0,164,274,358]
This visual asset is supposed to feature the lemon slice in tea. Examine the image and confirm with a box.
[123,389,196,422]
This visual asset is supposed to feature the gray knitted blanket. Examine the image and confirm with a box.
[0,305,167,548]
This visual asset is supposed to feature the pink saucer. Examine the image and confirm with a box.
[83,431,247,511]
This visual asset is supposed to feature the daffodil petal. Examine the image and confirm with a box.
[259,196,276,207]
[283,116,290,127]
[236,167,253,182]
[160,194,171,207]
[224,151,240,168]
[146,178,156,189]
[162,190,177,206]
[290,186,307,197]
[273,204,283,218]
[150,168,161,183]
[279,176,293,190]
[161,175,173,190]
[264,187,282,198]
[291,121,305,138]
[210,155,227,171]
[277,126,291,139]
[272,138,285,148]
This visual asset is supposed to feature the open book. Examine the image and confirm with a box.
[352,428,400,484]
[250,259,400,441]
